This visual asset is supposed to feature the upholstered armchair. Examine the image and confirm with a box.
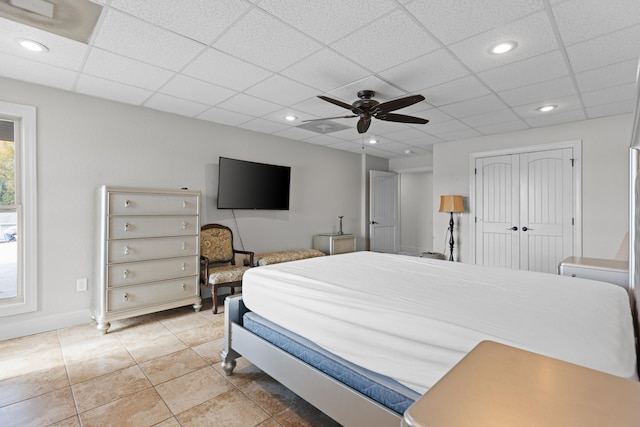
[200,224,254,314]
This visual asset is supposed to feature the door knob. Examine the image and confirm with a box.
[370,221,378,225]
[507,226,518,231]
[522,226,530,231]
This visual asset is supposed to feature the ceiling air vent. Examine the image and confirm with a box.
[296,120,352,134]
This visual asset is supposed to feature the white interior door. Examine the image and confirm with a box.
[369,170,398,253]
[475,147,575,273]
[475,154,520,269]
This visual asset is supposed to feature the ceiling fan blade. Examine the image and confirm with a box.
[357,117,371,134]
[374,94,425,113]
[375,113,429,124]
[301,115,358,122]
[318,95,364,114]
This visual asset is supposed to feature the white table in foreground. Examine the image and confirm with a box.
[402,340,640,427]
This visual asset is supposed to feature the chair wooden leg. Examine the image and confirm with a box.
[212,285,219,315]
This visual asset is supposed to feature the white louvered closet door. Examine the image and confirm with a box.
[475,148,574,273]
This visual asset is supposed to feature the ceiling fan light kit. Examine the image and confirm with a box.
[303,90,429,134]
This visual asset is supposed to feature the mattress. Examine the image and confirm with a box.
[243,311,420,414]
[242,251,637,395]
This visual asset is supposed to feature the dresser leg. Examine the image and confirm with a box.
[193,298,202,312]
[96,321,110,334]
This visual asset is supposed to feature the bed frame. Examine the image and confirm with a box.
[220,295,402,427]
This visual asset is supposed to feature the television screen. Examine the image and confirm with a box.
[217,157,291,210]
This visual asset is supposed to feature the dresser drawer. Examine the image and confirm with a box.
[109,216,198,239]
[107,277,199,312]
[109,192,198,215]
[108,236,199,263]
[108,256,198,287]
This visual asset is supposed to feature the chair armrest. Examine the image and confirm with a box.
[235,250,255,267]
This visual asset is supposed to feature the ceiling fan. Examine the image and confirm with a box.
[303,90,429,134]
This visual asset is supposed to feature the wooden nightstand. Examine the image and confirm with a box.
[403,341,640,427]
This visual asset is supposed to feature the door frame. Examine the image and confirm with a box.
[468,140,582,265]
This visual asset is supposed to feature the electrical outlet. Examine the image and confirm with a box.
[77,278,88,292]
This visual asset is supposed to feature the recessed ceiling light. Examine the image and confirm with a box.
[490,41,517,55]
[536,105,557,112]
[284,115,297,121]
[405,150,413,154]
[368,138,378,144]
[18,39,49,52]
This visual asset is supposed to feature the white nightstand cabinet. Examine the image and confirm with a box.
[313,233,356,255]
[93,186,202,333]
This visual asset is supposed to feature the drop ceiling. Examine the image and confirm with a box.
[0,0,639,159]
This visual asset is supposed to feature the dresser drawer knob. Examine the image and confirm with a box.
[182,201,188,208]
[124,199,130,208]
[123,293,129,302]
[181,263,186,271]
[182,242,187,250]
[182,222,187,230]
[123,270,129,279]
[123,246,129,255]
[124,223,130,231]
[181,283,186,290]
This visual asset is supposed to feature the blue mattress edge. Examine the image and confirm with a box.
[243,312,420,415]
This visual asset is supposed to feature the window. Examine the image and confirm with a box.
[0,101,37,316]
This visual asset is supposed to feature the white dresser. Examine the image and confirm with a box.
[93,186,202,333]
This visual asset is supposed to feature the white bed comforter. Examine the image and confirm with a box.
[241,251,637,395]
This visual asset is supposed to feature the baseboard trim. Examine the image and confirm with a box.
[0,309,92,341]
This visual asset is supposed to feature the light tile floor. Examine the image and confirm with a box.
[0,298,341,427]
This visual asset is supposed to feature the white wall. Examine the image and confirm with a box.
[0,77,366,340]
[434,114,633,263]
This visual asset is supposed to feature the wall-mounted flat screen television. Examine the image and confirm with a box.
[217,157,291,210]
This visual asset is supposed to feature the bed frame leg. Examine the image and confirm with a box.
[220,295,246,376]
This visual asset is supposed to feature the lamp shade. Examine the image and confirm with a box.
[439,195,464,213]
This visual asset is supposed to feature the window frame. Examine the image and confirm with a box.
[0,101,37,316]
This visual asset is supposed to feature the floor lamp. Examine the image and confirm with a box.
[439,195,464,261]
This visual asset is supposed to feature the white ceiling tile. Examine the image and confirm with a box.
[552,0,640,45]
[382,127,431,142]
[303,134,343,146]
[244,75,319,106]
[239,118,290,134]
[327,140,362,151]
[586,99,636,119]
[449,11,559,72]
[0,17,88,70]
[182,48,272,91]
[478,50,569,92]
[76,74,152,105]
[513,95,582,118]
[415,108,455,124]
[216,93,282,116]
[110,0,249,44]
[460,109,521,127]
[474,120,530,135]
[425,119,473,135]
[524,108,586,127]
[273,126,320,140]
[258,0,397,44]
[436,128,483,141]
[0,52,77,90]
[420,76,491,107]
[93,9,204,71]
[440,94,509,118]
[82,48,173,91]
[406,0,545,44]
[144,93,210,117]
[582,83,637,107]
[196,107,253,126]
[322,127,360,141]
[379,49,470,92]
[566,24,640,73]
[331,10,440,73]
[213,9,322,72]
[575,59,639,93]
[498,76,576,107]
[261,108,320,124]
[160,75,236,106]
[281,48,370,92]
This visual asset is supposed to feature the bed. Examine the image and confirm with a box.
[222,251,637,426]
